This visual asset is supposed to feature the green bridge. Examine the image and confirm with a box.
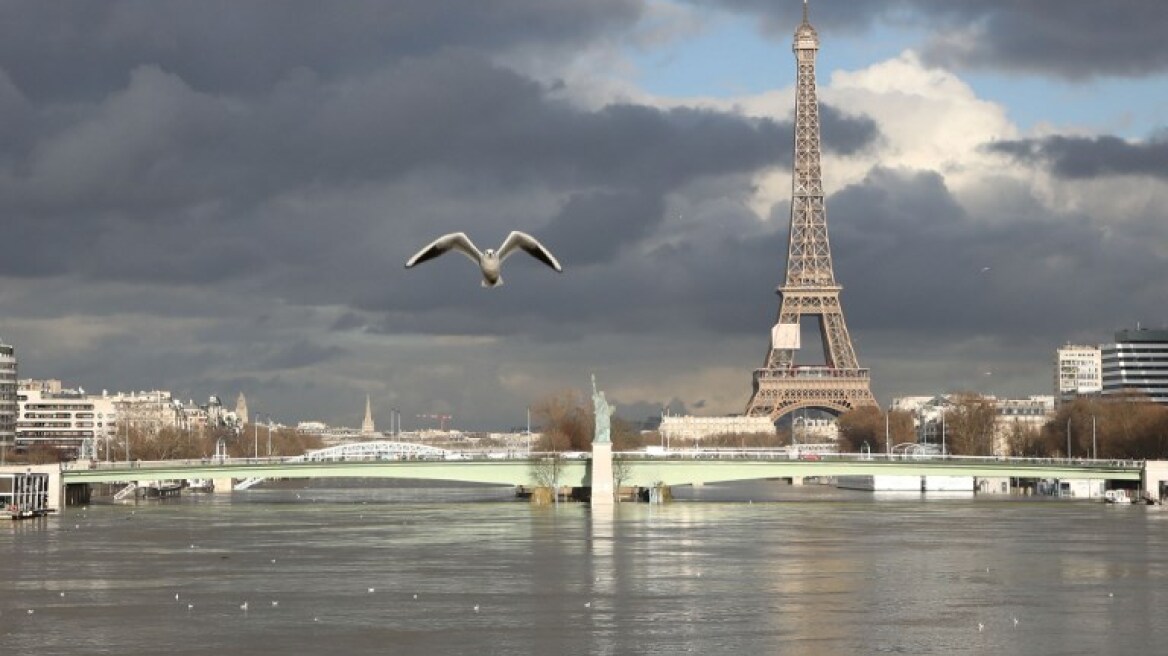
[60,451,1147,491]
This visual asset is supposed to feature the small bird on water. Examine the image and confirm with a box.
[405,231,562,287]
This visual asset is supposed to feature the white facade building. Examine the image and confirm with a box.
[1055,344,1102,404]
[16,381,118,453]
[1102,328,1168,404]
[992,395,1055,454]
[893,394,1055,456]
[791,416,840,443]
[102,389,187,433]
[657,414,775,443]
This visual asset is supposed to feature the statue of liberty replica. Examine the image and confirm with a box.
[591,374,614,444]
[590,374,615,506]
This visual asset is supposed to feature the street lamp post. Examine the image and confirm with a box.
[267,417,272,457]
[1092,415,1096,460]
[884,407,890,459]
[941,410,946,458]
[254,416,259,459]
[1066,417,1072,459]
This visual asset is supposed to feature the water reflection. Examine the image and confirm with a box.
[2,484,1168,655]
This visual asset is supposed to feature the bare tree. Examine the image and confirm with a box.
[837,406,883,453]
[529,455,563,505]
[612,457,632,502]
[533,389,590,451]
[944,393,997,456]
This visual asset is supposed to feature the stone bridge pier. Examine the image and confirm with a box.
[1143,460,1168,502]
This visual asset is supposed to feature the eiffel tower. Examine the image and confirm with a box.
[745,1,876,421]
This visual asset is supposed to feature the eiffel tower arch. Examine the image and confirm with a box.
[744,1,876,422]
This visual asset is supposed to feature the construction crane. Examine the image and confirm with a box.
[416,413,453,431]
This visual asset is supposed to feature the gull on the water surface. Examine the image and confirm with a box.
[405,231,562,287]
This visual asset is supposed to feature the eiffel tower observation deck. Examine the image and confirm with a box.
[745,0,877,421]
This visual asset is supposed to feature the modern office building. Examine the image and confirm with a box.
[1055,344,1102,404]
[0,339,16,449]
[1102,328,1168,404]
[16,381,118,454]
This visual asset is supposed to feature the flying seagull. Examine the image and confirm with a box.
[405,231,562,287]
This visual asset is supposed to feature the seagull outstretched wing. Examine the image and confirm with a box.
[498,231,562,272]
[405,232,483,268]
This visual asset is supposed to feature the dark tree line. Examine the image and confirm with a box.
[836,392,1168,460]
[531,389,644,452]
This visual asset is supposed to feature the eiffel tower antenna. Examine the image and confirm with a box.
[744,0,876,421]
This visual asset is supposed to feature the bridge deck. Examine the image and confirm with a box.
[61,453,1143,489]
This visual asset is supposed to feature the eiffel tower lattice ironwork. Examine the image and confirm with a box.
[744,1,876,421]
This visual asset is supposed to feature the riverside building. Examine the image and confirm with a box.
[0,339,16,450]
[1055,344,1102,405]
[658,413,776,443]
[16,380,118,455]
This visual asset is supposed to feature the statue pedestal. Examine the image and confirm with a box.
[590,442,614,508]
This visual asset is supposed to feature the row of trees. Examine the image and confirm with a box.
[836,392,1168,460]
[8,423,324,464]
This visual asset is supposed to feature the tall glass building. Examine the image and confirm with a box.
[0,339,16,449]
[1102,329,1168,404]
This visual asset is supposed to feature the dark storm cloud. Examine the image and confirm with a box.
[985,135,1168,179]
[0,41,878,288]
[259,340,347,370]
[0,0,644,101]
[828,167,1168,339]
[542,190,664,265]
[695,0,1168,79]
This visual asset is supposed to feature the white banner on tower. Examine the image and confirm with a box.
[771,323,801,350]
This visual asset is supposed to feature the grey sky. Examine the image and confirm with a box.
[1,1,1165,430]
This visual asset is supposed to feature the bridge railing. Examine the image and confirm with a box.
[60,450,1144,471]
[611,450,1142,469]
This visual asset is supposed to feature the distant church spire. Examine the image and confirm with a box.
[361,394,375,434]
[236,392,249,425]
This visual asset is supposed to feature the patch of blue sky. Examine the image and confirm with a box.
[628,11,1168,142]
[630,15,929,99]
[960,72,1168,140]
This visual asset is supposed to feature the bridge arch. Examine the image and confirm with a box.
[233,441,453,489]
[300,441,450,461]
[766,400,852,423]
